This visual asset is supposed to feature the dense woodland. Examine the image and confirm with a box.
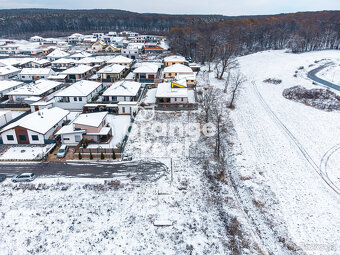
[168,11,340,62]
[0,9,227,37]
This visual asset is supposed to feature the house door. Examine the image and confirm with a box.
[14,126,29,144]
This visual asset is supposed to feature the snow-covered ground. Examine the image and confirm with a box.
[87,114,131,149]
[226,50,340,255]
[0,144,54,160]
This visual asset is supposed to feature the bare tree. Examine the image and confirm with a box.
[214,43,238,80]
[198,87,218,123]
[228,71,246,108]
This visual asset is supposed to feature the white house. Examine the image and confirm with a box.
[0,66,21,80]
[19,68,55,81]
[69,51,92,60]
[51,58,75,70]
[54,80,104,110]
[47,48,70,61]
[0,107,69,145]
[24,59,51,68]
[163,55,188,67]
[117,102,138,115]
[155,82,189,104]
[106,55,133,67]
[61,65,94,82]
[103,80,142,102]
[7,80,63,103]
[0,80,25,97]
[97,64,126,83]
[30,36,44,42]
[164,64,193,79]
[133,63,159,83]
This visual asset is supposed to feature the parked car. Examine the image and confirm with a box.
[122,155,132,161]
[0,174,6,182]
[57,145,69,158]
[12,173,36,183]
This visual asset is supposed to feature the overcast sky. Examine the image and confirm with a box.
[0,0,339,16]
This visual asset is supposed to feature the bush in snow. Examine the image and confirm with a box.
[263,78,282,84]
[283,85,340,111]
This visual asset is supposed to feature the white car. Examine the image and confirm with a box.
[57,145,69,158]
[12,173,36,182]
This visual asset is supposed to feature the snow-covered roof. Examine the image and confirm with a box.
[62,65,93,75]
[133,63,159,74]
[47,48,70,58]
[20,68,53,76]
[164,64,193,74]
[29,59,50,65]
[7,80,62,96]
[52,58,75,64]
[163,55,186,62]
[1,107,69,135]
[55,80,102,97]
[73,112,108,127]
[156,82,188,98]
[0,80,24,92]
[0,65,20,76]
[75,57,105,65]
[69,52,92,59]
[103,80,141,97]
[176,73,196,80]
[107,55,133,64]
[97,64,126,74]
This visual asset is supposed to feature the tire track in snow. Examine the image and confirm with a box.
[252,81,340,195]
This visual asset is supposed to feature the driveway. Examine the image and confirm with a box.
[307,63,340,91]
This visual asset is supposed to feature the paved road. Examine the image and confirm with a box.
[0,160,168,182]
[307,63,340,91]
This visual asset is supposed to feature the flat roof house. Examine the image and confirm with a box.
[0,107,69,145]
[0,80,25,97]
[103,80,142,103]
[54,80,104,110]
[164,63,194,79]
[61,65,94,83]
[19,68,55,81]
[7,80,63,103]
[97,64,126,83]
[56,112,111,146]
[0,66,21,80]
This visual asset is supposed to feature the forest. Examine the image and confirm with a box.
[168,11,340,62]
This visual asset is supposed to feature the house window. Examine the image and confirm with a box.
[79,97,82,101]
[122,107,125,113]
[19,135,26,141]
[31,135,39,141]
[64,137,70,141]
[75,135,81,142]
[112,96,117,101]
[6,135,14,141]
[74,97,78,101]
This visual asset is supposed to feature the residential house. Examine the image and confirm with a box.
[0,107,69,145]
[51,58,75,71]
[133,63,159,83]
[91,40,106,53]
[61,65,94,82]
[103,80,142,102]
[30,36,44,42]
[0,111,12,128]
[163,55,188,67]
[176,73,197,88]
[54,80,104,110]
[107,55,133,67]
[163,63,194,79]
[0,80,25,97]
[155,82,189,104]
[23,59,51,68]
[19,68,55,81]
[0,66,21,80]
[97,64,126,83]
[7,80,63,103]
[104,45,121,53]
[56,112,111,146]
[144,43,164,54]
[68,33,84,44]
[69,52,92,60]
[47,48,70,61]
[117,102,138,115]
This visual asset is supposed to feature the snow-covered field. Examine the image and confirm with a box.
[317,63,340,85]
[227,50,340,255]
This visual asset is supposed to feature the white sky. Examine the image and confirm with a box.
[0,0,339,15]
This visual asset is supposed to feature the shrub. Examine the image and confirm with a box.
[112,150,116,160]
[100,152,105,160]
[90,152,93,160]
[78,152,82,160]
